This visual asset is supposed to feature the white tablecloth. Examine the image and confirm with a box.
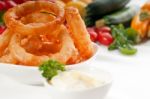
[0,0,149,99]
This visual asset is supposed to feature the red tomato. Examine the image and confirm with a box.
[87,27,98,42]
[98,32,113,46]
[0,25,6,35]
[89,31,98,42]
[4,0,17,10]
[0,1,6,11]
[95,26,111,33]
[13,0,24,4]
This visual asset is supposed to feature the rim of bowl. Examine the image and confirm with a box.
[0,43,99,70]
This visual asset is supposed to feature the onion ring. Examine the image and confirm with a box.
[50,26,78,64]
[20,11,56,24]
[0,49,18,64]
[0,1,94,66]
[4,1,65,36]
[0,29,13,57]
[9,26,77,66]
[65,7,94,59]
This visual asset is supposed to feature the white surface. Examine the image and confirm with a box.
[0,0,149,99]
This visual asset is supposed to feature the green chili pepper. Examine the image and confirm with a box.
[108,24,138,55]
[119,47,137,55]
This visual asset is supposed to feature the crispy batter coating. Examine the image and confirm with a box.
[0,1,94,66]
[65,7,94,59]
[4,1,65,36]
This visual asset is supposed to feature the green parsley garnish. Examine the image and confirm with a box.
[39,60,66,80]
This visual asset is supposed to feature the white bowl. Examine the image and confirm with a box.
[0,43,99,85]
[44,66,112,99]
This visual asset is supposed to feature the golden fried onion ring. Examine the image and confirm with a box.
[0,49,18,64]
[9,26,77,66]
[20,12,56,24]
[0,29,13,57]
[4,1,65,36]
[0,1,94,66]
[65,7,94,59]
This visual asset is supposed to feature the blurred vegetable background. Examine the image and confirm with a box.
[70,0,149,55]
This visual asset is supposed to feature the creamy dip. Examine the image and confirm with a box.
[50,70,105,91]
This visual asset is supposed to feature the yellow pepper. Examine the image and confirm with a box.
[131,2,150,38]
[131,14,149,38]
[66,1,87,18]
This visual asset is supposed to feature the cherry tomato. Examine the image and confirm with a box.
[89,31,98,42]
[4,0,17,10]
[98,32,113,46]
[95,26,111,33]
[0,1,6,11]
[87,27,98,42]
[0,25,6,35]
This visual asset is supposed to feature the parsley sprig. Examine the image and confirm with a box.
[39,60,66,80]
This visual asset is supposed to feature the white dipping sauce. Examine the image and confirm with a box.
[50,70,105,91]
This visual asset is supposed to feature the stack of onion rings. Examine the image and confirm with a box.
[0,1,94,66]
